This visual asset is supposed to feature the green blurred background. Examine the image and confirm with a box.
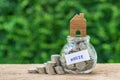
[0,0,120,63]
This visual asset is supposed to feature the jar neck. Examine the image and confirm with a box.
[67,35,90,43]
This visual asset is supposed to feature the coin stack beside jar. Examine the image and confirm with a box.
[28,55,65,75]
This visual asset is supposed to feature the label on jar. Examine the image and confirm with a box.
[65,49,90,65]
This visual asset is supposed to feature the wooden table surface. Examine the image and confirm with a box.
[0,64,120,80]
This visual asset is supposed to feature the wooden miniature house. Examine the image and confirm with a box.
[70,13,86,37]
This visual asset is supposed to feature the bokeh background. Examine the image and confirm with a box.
[0,0,120,63]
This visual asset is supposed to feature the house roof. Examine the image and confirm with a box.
[70,13,86,23]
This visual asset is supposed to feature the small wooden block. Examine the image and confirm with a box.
[70,13,86,37]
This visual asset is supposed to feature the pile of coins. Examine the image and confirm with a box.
[28,40,95,74]
[28,55,65,75]
[28,41,95,74]
[60,38,95,73]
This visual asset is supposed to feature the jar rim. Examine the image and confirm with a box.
[67,35,90,42]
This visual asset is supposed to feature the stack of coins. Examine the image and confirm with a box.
[36,65,46,74]
[28,67,38,73]
[28,55,65,75]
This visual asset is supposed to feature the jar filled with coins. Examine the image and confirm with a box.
[60,35,97,74]
[60,13,97,74]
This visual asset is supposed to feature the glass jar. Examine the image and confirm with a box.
[60,35,97,74]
